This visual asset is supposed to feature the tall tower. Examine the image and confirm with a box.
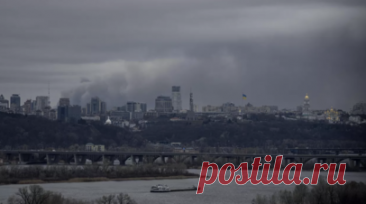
[172,86,182,112]
[303,93,310,112]
[189,91,194,112]
[48,82,50,107]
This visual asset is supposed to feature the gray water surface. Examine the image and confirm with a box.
[0,170,365,204]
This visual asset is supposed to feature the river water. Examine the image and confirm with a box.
[0,170,365,204]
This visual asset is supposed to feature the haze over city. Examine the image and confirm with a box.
[1,0,366,110]
[2,1,366,204]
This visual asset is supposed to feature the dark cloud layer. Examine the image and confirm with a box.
[1,0,366,110]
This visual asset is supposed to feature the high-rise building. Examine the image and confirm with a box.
[89,97,106,115]
[35,96,49,111]
[69,105,82,122]
[127,102,137,112]
[140,103,147,112]
[101,101,107,114]
[172,86,182,112]
[127,102,147,113]
[57,105,81,123]
[193,104,199,112]
[155,96,173,113]
[58,98,70,107]
[189,92,194,112]
[49,109,57,120]
[23,99,33,114]
[0,95,9,109]
[10,94,21,112]
[43,106,51,119]
[86,103,91,115]
[30,100,36,112]
[81,107,87,116]
[91,97,101,115]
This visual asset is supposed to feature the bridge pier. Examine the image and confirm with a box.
[46,154,50,165]
[131,155,136,165]
[18,153,23,164]
[354,159,361,168]
[142,155,154,164]
[73,154,78,165]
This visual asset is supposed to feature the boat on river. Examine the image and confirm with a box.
[150,184,197,193]
[150,184,170,192]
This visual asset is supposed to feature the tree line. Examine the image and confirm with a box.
[252,176,366,204]
[1,112,365,150]
[4,184,137,204]
[0,163,192,184]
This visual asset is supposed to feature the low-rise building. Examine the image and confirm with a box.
[85,143,105,152]
[349,116,362,123]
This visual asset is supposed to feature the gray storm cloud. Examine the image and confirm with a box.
[80,77,91,83]
[1,0,366,110]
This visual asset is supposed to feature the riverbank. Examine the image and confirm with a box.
[0,175,199,186]
[0,164,199,185]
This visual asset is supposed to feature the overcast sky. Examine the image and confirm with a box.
[1,0,365,111]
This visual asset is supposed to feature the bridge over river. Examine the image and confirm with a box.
[1,150,365,168]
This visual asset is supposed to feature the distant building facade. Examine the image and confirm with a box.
[0,95,9,109]
[202,105,222,113]
[101,101,107,114]
[58,98,70,107]
[189,92,194,112]
[86,103,91,115]
[91,97,101,115]
[90,97,106,115]
[127,101,147,113]
[172,86,182,112]
[57,105,81,123]
[222,102,236,113]
[85,143,105,152]
[23,99,33,115]
[35,96,49,111]
[10,94,21,112]
[155,96,173,113]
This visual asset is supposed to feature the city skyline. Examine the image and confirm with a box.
[1,0,365,110]
[0,90,360,112]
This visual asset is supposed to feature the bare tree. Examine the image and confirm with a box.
[95,195,115,204]
[11,185,50,204]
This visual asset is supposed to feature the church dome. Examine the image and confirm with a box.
[105,116,112,125]
[305,93,309,100]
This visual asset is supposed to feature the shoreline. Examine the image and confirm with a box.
[0,175,200,186]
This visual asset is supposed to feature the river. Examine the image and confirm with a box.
[0,170,365,204]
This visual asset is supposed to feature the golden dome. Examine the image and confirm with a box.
[305,93,309,100]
